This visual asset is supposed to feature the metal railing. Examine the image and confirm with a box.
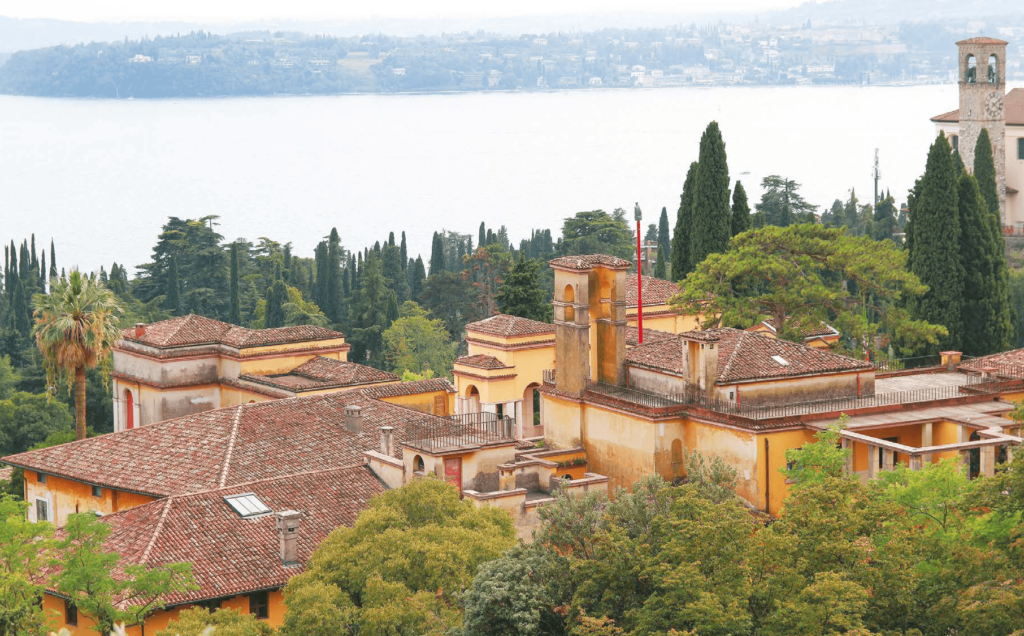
[585,379,682,409]
[405,412,516,453]
[873,354,942,373]
[542,369,556,385]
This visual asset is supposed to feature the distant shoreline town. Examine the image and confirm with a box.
[1,20,1021,98]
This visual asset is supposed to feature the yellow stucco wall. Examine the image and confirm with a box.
[237,347,345,376]
[24,471,158,527]
[45,589,286,635]
[220,386,276,407]
[626,306,704,334]
[377,389,455,416]
[755,428,818,515]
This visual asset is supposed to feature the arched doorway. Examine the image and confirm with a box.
[522,383,541,436]
[123,389,134,430]
[968,431,981,480]
[465,385,481,414]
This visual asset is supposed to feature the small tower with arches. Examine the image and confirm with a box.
[957,37,1007,222]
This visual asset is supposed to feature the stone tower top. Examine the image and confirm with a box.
[957,36,1008,223]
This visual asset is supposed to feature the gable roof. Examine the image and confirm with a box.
[932,88,1024,126]
[240,357,398,392]
[3,391,438,497]
[357,377,456,400]
[465,314,555,338]
[549,254,632,271]
[625,328,871,384]
[625,326,678,347]
[119,315,346,350]
[72,465,385,607]
[456,354,511,370]
[625,274,680,307]
[959,348,1024,372]
[750,318,840,340]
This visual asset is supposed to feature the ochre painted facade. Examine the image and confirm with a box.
[23,471,157,527]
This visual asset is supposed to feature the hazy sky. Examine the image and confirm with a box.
[3,0,807,22]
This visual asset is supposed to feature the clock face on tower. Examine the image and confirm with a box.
[985,91,1004,119]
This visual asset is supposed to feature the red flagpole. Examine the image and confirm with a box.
[637,219,643,344]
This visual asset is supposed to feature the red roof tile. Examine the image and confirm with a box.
[625,326,678,347]
[120,315,346,350]
[241,357,398,391]
[456,354,511,370]
[357,378,456,399]
[465,314,555,338]
[751,319,839,339]
[3,392,442,496]
[73,466,385,606]
[0,466,12,482]
[625,274,680,307]
[549,254,632,270]
[959,349,1024,371]
[932,88,1024,126]
[956,36,1008,45]
[625,328,871,383]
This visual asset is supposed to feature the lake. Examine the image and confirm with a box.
[1,84,1011,274]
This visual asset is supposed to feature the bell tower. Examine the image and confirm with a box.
[957,37,1008,223]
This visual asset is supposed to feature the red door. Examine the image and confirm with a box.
[444,457,462,495]
[124,390,134,430]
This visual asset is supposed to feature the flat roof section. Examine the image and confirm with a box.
[874,372,972,394]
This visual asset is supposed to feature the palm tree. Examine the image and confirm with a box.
[33,271,123,440]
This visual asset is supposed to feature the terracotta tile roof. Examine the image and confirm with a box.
[2,392,442,496]
[549,254,632,270]
[357,378,456,399]
[0,466,12,482]
[956,36,1008,45]
[120,315,346,350]
[751,319,840,339]
[959,349,1024,371]
[625,326,678,347]
[241,357,398,391]
[932,88,1024,126]
[625,274,680,307]
[465,314,555,338]
[625,328,871,383]
[73,465,384,607]
[456,354,510,370]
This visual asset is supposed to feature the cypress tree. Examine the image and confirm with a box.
[657,206,671,259]
[496,253,549,322]
[953,150,966,176]
[264,280,287,328]
[400,232,408,269]
[689,121,731,270]
[973,128,1012,353]
[9,280,29,337]
[671,161,698,279]
[30,234,37,278]
[50,240,57,280]
[229,243,241,325]
[479,223,486,250]
[409,256,427,300]
[429,232,446,275]
[325,228,343,324]
[40,252,46,292]
[167,255,181,315]
[382,243,410,303]
[908,132,963,351]
[313,241,328,311]
[957,172,1000,355]
[654,245,667,279]
[731,180,751,236]
[388,231,396,247]
[282,244,292,282]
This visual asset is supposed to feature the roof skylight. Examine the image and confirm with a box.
[771,355,790,366]
[224,493,272,518]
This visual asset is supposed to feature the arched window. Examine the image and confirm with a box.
[988,54,998,83]
[123,389,134,430]
[966,54,977,84]
[414,455,425,473]
[564,284,576,322]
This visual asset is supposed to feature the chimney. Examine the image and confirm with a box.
[134,322,146,339]
[379,425,395,457]
[274,510,301,567]
[344,405,363,433]
[701,341,719,396]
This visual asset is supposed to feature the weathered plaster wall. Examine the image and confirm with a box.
[628,366,687,395]
[755,428,817,515]
[24,471,158,526]
[718,371,871,406]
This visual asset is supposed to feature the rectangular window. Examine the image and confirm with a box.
[91,485,102,498]
[36,473,46,484]
[880,437,899,468]
[35,499,48,522]
[1018,137,1024,160]
[249,591,269,620]
[197,598,222,611]
[951,134,959,152]
[65,601,78,627]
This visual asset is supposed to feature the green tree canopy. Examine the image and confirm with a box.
[671,224,946,356]
[671,161,698,279]
[689,121,732,269]
[382,301,458,378]
[156,607,274,636]
[558,210,635,260]
[753,175,816,228]
[496,254,550,322]
[731,179,751,236]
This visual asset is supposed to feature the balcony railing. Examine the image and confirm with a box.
[405,412,516,453]
[872,354,942,373]
[542,369,556,385]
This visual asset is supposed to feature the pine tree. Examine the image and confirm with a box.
[409,256,427,301]
[908,133,963,351]
[654,244,667,279]
[429,232,446,275]
[496,254,549,322]
[166,255,181,315]
[689,122,731,270]
[731,180,751,236]
[972,128,1013,353]
[400,232,408,269]
[229,243,241,325]
[657,206,671,260]
[671,161,698,279]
